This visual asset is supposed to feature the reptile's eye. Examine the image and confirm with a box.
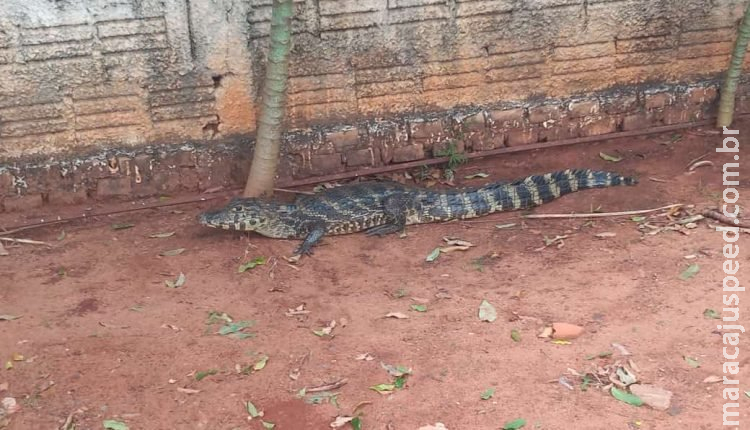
[249,219,257,226]
[232,207,240,212]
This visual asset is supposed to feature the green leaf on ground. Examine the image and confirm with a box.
[502,418,527,429]
[510,329,521,342]
[239,257,267,273]
[599,152,622,162]
[160,248,185,257]
[103,419,129,430]
[111,223,134,230]
[261,421,275,429]
[630,216,646,222]
[480,387,495,400]
[218,320,254,336]
[351,417,362,430]
[684,356,700,368]
[679,264,700,280]
[149,231,175,238]
[394,375,407,389]
[611,387,643,406]
[410,304,427,312]
[370,383,396,394]
[57,230,66,241]
[253,355,269,371]
[478,300,497,322]
[464,172,489,179]
[580,374,592,391]
[246,401,261,418]
[165,272,186,288]
[703,308,720,319]
[195,369,218,381]
[425,247,441,262]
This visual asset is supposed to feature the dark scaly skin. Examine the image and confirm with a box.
[198,168,638,256]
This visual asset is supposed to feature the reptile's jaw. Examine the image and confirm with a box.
[198,209,244,231]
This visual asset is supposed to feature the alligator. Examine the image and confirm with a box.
[198,168,637,256]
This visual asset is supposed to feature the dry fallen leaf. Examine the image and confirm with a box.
[611,342,632,356]
[355,353,374,361]
[538,326,554,338]
[330,416,355,428]
[442,237,474,247]
[703,375,722,384]
[594,232,617,238]
[440,245,472,253]
[384,312,409,319]
[177,387,201,395]
[629,384,673,411]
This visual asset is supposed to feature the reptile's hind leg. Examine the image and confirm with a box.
[294,226,326,255]
[365,194,410,237]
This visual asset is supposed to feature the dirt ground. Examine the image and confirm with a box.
[1,120,748,430]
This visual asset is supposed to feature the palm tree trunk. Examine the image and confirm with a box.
[717,2,750,128]
[243,0,294,197]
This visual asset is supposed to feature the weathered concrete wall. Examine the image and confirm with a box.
[1,0,749,211]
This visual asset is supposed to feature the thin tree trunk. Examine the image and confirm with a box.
[243,0,294,197]
[717,2,750,128]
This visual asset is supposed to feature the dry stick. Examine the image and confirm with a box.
[702,208,750,229]
[0,237,51,246]
[305,378,348,393]
[522,203,684,220]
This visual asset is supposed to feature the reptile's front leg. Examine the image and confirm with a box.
[294,226,326,256]
[365,194,409,236]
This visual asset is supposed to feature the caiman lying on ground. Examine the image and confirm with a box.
[198,168,638,256]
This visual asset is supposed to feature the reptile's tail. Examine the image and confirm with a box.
[428,169,637,220]
[500,168,638,209]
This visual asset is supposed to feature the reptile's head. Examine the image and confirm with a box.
[198,197,295,238]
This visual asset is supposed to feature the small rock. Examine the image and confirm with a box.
[552,322,585,340]
[630,384,673,411]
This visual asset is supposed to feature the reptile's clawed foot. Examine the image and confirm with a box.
[293,247,314,256]
[365,224,401,236]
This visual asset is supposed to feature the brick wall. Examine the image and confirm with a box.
[1,0,749,210]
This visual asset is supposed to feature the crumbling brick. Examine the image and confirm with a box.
[528,105,562,124]
[310,154,343,175]
[345,148,375,167]
[325,128,361,152]
[96,177,132,197]
[3,194,44,211]
[392,144,425,163]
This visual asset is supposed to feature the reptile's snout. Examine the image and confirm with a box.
[197,208,230,229]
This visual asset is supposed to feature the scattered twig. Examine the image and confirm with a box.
[685,152,711,170]
[687,160,714,171]
[274,187,315,195]
[523,204,684,220]
[702,209,750,228]
[648,177,669,183]
[0,237,51,246]
[305,378,348,393]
